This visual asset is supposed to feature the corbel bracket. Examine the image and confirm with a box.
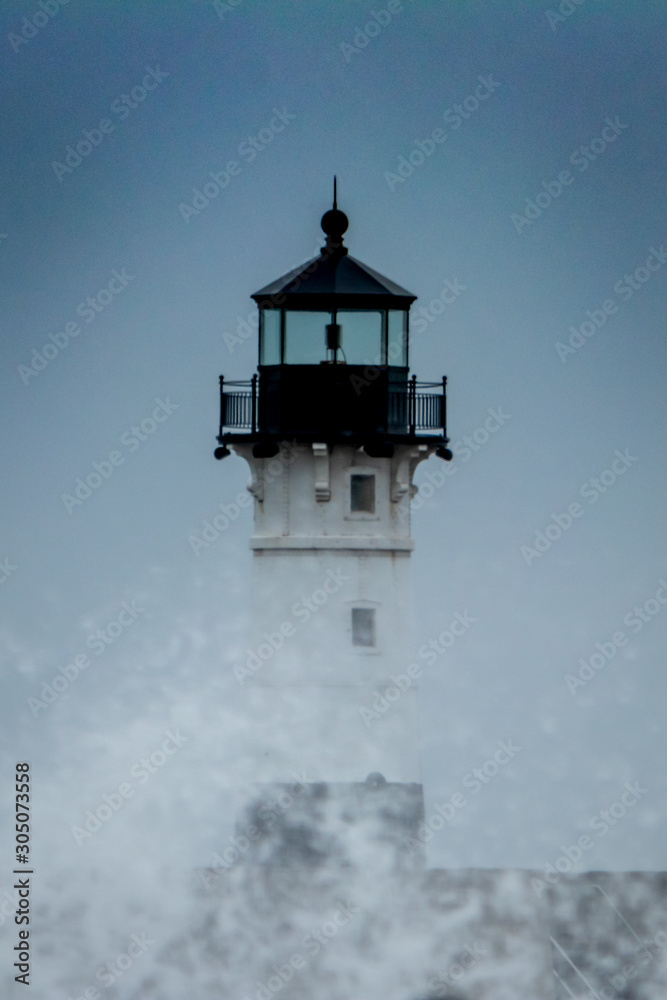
[247,460,264,502]
[391,444,431,502]
[312,443,331,502]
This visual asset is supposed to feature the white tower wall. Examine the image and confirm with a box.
[233,440,434,784]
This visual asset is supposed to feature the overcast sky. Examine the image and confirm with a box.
[1,0,667,923]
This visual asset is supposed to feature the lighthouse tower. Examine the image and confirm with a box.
[215,187,451,867]
[196,192,560,1000]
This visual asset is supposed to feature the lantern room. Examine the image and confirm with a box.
[215,186,450,458]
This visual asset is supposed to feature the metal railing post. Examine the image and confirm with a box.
[442,375,447,437]
[251,374,258,433]
[218,375,225,441]
[409,374,417,435]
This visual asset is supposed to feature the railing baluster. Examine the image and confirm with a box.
[409,374,417,436]
[218,376,225,441]
[251,374,257,433]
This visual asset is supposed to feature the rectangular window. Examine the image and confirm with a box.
[387,310,408,366]
[260,309,281,365]
[337,310,384,365]
[283,311,332,364]
[350,474,375,513]
[352,608,375,647]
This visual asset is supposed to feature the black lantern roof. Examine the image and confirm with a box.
[251,180,416,311]
[251,254,416,309]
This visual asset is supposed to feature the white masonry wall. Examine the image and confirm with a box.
[231,440,434,785]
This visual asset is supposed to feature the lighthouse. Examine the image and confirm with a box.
[194,191,569,1000]
[215,185,451,868]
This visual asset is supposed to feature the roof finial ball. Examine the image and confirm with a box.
[320,175,349,253]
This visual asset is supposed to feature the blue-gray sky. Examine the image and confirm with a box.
[1,0,667,891]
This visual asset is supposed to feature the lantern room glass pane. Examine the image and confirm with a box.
[337,310,383,365]
[260,310,281,365]
[284,311,332,364]
[387,310,408,366]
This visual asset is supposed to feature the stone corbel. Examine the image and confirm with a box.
[312,443,331,502]
[391,444,431,502]
[230,444,265,503]
[391,450,411,503]
[247,460,264,502]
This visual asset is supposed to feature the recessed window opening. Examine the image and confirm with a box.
[350,474,376,513]
[352,608,376,647]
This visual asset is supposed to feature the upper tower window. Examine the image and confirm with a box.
[350,473,375,513]
[352,608,376,647]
